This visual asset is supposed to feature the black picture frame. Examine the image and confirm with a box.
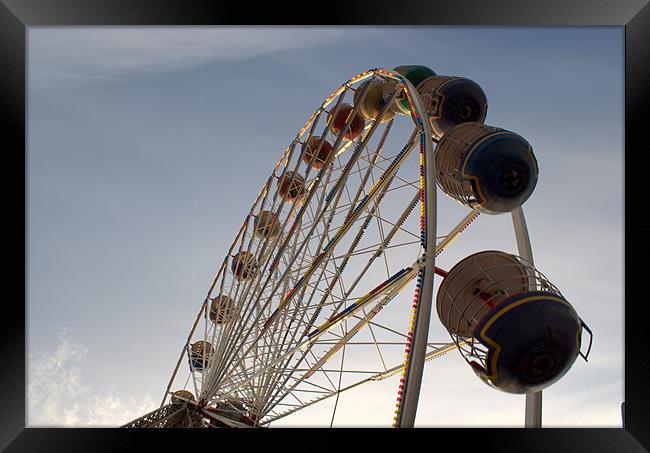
[1,1,647,451]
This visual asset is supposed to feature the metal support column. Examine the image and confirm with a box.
[511,206,542,428]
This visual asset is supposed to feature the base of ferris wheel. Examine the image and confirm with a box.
[123,397,255,428]
[123,64,593,428]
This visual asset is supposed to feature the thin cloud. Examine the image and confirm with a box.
[28,329,156,426]
[28,28,363,88]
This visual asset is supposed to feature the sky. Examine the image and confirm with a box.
[27,26,623,427]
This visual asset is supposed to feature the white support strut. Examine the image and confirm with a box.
[511,206,542,428]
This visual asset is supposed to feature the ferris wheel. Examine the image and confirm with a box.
[123,65,592,429]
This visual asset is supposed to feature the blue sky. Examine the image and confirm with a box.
[27,27,623,427]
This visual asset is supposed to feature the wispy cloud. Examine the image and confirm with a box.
[29,28,360,88]
[28,329,156,426]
